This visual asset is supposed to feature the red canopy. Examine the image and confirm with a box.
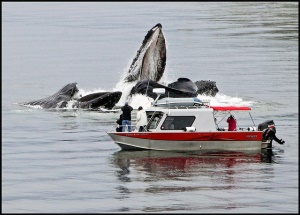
[210,106,251,111]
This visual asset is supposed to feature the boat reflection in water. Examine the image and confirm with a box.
[112,149,274,181]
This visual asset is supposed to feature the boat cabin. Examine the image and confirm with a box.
[142,90,256,133]
[144,105,216,132]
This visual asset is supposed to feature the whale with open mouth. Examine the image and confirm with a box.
[20,82,122,110]
[20,23,218,110]
[123,23,218,99]
[76,91,122,109]
[20,82,79,109]
[124,23,166,83]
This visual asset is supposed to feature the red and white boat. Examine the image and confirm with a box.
[107,89,269,152]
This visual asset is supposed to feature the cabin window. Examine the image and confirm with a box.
[146,112,164,130]
[161,116,195,130]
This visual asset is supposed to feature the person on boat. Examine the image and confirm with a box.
[262,124,285,144]
[227,115,237,131]
[121,102,133,132]
[168,123,175,130]
[136,106,148,132]
[116,114,123,132]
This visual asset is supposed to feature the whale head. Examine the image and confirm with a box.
[124,23,167,83]
[59,82,79,97]
[21,82,79,108]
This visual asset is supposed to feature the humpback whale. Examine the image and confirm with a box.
[77,91,122,109]
[20,82,79,108]
[194,80,219,97]
[123,23,218,99]
[130,78,219,100]
[130,78,198,100]
[124,23,166,83]
[168,78,198,93]
[21,83,122,110]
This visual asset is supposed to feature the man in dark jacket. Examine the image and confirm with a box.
[116,114,123,132]
[121,102,133,132]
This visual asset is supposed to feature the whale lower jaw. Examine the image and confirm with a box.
[78,91,122,109]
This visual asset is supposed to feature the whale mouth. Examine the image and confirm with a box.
[78,91,122,109]
[60,82,78,96]
[71,85,79,96]
[124,23,166,83]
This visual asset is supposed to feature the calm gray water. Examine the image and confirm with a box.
[2,2,298,213]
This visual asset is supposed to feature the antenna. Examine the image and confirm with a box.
[152,88,165,105]
[145,79,150,95]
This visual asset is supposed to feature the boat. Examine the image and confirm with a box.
[107,89,271,152]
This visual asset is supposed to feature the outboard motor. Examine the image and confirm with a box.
[259,119,285,146]
[258,120,276,132]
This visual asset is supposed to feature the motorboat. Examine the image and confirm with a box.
[107,89,270,152]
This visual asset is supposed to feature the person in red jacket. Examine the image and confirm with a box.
[227,115,237,131]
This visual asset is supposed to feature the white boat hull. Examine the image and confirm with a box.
[107,131,263,152]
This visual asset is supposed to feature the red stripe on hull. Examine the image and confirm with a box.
[112,132,262,141]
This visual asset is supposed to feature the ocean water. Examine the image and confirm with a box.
[2,2,298,213]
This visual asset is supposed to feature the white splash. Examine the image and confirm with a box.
[198,93,256,107]
[75,88,106,98]
[128,94,154,109]
[113,81,138,107]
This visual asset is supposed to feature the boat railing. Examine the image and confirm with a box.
[217,126,258,131]
[238,126,257,131]
[202,99,211,106]
[164,105,209,109]
[108,124,143,132]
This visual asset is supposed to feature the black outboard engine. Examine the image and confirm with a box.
[259,119,285,147]
[258,119,276,132]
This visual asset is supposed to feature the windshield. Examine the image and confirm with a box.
[146,111,164,130]
[161,116,195,130]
